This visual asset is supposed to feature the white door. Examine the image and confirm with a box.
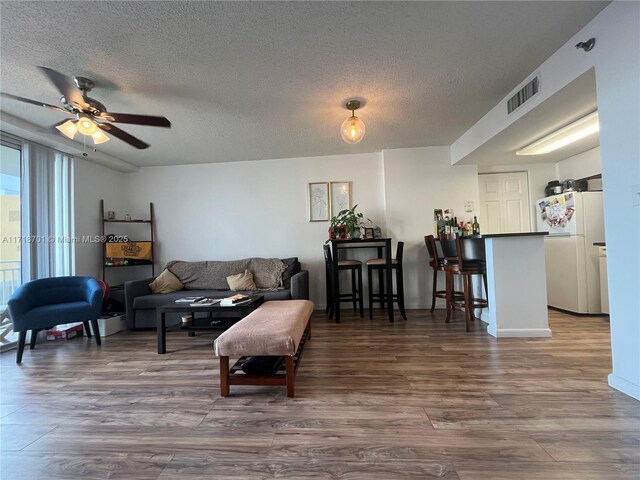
[479,172,531,233]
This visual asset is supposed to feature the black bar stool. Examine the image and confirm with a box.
[424,235,448,312]
[439,235,488,331]
[323,244,364,320]
[366,241,407,320]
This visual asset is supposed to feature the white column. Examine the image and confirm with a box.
[483,235,551,338]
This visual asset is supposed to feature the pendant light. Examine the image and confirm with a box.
[340,100,365,144]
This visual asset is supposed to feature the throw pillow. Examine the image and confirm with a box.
[248,258,287,289]
[281,257,301,288]
[149,269,184,294]
[227,270,257,290]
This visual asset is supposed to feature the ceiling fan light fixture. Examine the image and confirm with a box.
[76,116,98,136]
[56,119,78,140]
[516,111,599,155]
[340,100,365,144]
[92,128,110,145]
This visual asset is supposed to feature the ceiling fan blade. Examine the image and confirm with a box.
[37,66,87,109]
[100,112,171,128]
[1,92,71,114]
[99,122,149,149]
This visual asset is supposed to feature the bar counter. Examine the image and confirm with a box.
[475,232,551,337]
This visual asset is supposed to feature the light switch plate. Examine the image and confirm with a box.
[464,201,474,212]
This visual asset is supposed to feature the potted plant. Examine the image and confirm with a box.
[328,204,364,240]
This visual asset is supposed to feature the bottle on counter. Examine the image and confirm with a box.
[465,221,473,236]
[472,216,480,235]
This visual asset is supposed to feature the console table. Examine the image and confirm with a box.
[330,238,395,323]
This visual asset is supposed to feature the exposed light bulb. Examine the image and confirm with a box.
[340,100,366,144]
[55,120,78,140]
[341,115,365,144]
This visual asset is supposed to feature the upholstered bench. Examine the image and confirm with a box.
[214,300,313,397]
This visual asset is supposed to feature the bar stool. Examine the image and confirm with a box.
[323,244,364,320]
[366,241,407,320]
[424,235,448,313]
[439,235,488,331]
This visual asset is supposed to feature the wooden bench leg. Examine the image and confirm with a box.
[219,356,230,397]
[285,355,295,398]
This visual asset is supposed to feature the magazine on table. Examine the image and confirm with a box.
[189,298,221,307]
[175,296,205,303]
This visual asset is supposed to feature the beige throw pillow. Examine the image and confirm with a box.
[227,270,257,290]
[149,269,184,293]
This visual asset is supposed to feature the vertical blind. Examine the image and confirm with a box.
[21,142,74,280]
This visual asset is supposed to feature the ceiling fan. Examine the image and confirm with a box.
[1,66,171,149]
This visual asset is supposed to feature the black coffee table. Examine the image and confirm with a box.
[156,295,264,354]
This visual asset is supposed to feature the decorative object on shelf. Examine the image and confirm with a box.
[106,210,116,220]
[329,181,351,217]
[340,100,365,144]
[308,182,329,222]
[328,204,364,240]
[361,217,382,239]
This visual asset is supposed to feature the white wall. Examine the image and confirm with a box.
[593,4,640,401]
[556,146,601,181]
[382,147,479,308]
[73,159,129,279]
[125,152,386,307]
[452,2,640,399]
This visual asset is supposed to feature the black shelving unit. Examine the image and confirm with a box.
[100,199,155,282]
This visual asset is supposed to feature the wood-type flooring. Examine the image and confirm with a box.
[1,308,638,479]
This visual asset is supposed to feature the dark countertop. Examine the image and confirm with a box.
[593,242,606,246]
[479,232,548,239]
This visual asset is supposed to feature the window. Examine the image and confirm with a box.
[0,137,74,348]
[0,142,22,346]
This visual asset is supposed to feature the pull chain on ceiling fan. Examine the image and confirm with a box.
[1,66,171,149]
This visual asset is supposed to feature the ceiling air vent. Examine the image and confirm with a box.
[507,76,539,115]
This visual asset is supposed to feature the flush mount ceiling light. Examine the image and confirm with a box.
[340,100,366,144]
[516,111,599,155]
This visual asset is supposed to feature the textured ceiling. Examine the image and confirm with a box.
[0,1,609,167]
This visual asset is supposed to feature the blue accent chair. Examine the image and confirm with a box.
[7,276,103,364]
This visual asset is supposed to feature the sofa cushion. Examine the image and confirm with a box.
[149,269,184,293]
[166,258,286,290]
[227,270,257,290]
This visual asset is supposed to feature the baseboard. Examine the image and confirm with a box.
[608,373,640,400]
[487,326,552,338]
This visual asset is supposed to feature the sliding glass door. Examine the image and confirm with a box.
[0,143,22,346]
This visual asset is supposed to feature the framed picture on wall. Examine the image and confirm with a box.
[330,181,351,216]
[308,182,329,221]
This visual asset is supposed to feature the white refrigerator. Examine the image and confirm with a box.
[535,191,605,314]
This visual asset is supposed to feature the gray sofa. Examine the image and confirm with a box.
[124,257,309,328]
